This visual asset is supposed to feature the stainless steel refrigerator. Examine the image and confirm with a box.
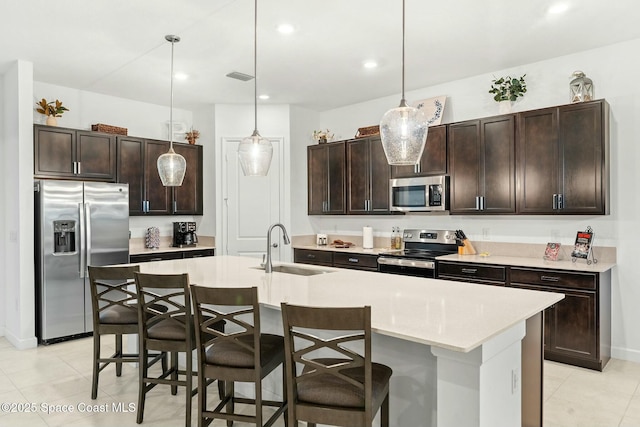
[34,180,129,344]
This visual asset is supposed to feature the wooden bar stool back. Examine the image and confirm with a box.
[280,304,392,427]
[87,265,166,400]
[134,272,196,427]
[191,285,287,427]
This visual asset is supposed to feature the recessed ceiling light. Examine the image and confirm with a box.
[548,2,569,15]
[277,24,295,34]
[259,94,270,100]
[363,61,378,69]
[174,72,189,80]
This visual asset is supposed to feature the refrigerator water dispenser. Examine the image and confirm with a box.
[53,220,76,253]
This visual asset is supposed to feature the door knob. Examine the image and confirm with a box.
[272,243,279,248]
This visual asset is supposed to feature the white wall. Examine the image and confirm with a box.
[299,38,640,362]
[0,70,5,336]
[213,103,292,258]
[3,60,37,349]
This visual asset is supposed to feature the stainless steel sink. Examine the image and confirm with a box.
[251,265,333,276]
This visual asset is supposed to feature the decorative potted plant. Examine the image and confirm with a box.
[35,98,69,126]
[489,74,527,113]
[313,129,334,144]
[185,128,200,145]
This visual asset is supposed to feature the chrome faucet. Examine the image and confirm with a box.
[265,223,291,273]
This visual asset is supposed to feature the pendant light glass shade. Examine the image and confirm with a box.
[238,130,273,176]
[379,0,428,166]
[380,99,428,165]
[238,0,273,177]
[157,34,187,186]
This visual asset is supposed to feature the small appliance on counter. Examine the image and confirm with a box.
[316,233,328,246]
[173,221,198,248]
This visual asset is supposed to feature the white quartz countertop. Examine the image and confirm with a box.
[293,244,392,255]
[130,244,216,256]
[133,255,562,353]
[437,253,615,273]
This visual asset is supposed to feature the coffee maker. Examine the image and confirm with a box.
[173,222,198,248]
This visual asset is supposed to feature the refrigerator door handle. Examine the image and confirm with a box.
[79,203,86,278]
[85,202,92,273]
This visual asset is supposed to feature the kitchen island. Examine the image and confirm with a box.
[136,255,562,427]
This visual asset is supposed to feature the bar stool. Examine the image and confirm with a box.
[191,285,287,427]
[134,272,199,427]
[280,304,392,427]
[87,265,166,400]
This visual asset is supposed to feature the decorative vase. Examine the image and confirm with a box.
[498,101,512,114]
[318,137,327,144]
[187,138,196,145]
[46,115,58,126]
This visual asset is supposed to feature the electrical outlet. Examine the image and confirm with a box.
[9,231,17,242]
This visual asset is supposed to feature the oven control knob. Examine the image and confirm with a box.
[405,233,412,239]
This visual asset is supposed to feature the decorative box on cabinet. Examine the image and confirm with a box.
[517,99,609,214]
[448,115,516,214]
[347,136,392,214]
[307,142,346,214]
[391,125,447,178]
[34,125,116,181]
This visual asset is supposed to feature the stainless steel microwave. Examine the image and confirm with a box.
[389,176,449,212]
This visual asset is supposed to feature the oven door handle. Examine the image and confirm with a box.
[377,257,435,269]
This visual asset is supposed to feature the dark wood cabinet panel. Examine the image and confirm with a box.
[293,249,333,267]
[130,248,214,263]
[117,138,202,216]
[307,142,345,214]
[333,252,378,271]
[437,261,506,285]
[517,100,609,214]
[449,115,515,214]
[34,125,115,181]
[117,136,145,214]
[173,144,203,215]
[391,125,447,178]
[347,137,391,214]
[143,140,172,215]
[76,131,116,180]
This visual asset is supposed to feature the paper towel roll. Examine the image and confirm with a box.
[363,226,374,249]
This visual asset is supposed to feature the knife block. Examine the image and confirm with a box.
[458,239,477,255]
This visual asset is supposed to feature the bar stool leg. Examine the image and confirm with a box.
[115,334,123,376]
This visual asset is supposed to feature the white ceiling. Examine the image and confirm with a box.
[2,0,640,112]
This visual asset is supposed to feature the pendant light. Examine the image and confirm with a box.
[157,35,187,186]
[379,0,428,166]
[238,0,273,176]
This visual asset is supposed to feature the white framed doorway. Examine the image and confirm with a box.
[219,137,287,261]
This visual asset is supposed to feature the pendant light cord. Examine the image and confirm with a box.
[401,0,405,102]
[169,37,175,148]
[253,0,258,135]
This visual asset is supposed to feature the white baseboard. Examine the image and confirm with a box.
[4,330,37,350]
[611,346,640,364]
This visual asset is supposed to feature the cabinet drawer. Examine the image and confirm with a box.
[294,249,333,266]
[183,249,215,258]
[130,252,184,263]
[333,252,378,271]
[438,261,506,284]
[510,267,596,290]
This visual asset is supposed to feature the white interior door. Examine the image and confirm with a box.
[222,137,283,261]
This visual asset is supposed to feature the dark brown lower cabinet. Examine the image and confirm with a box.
[437,262,611,371]
[509,267,610,371]
[130,248,214,263]
[294,248,378,271]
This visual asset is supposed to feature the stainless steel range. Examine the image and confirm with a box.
[377,229,458,278]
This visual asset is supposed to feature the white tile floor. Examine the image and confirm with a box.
[2,336,640,426]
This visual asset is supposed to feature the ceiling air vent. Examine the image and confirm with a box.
[226,71,254,81]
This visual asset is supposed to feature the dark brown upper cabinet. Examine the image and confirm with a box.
[517,100,609,214]
[347,136,392,214]
[172,143,203,215]
[448,115,516,214]
[307,142,346,215]
[34,125,116,181]
[117,137,202,216]
[391,125,447,178]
